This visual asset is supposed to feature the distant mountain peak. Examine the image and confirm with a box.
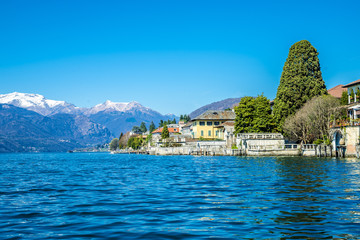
[0,92,77,116]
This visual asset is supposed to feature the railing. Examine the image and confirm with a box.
[330,119,360,128]
[248,145,283,151]
[302,144,317,150]
[237,133,284,140]
[285,144,298,149]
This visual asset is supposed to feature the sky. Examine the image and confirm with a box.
[0,0,360,115]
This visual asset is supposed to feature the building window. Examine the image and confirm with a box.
[216,130,218,136]
[214,121,220,126]
[208,130,211,136]
[174,129,177,131]
[193,122,197,126]
[207,121,213,126]
[199,121,205,126]
[201,130,204,136]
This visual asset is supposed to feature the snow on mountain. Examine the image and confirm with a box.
[0,92,80,116]
[85,100,152,115]
[0,92,179,138]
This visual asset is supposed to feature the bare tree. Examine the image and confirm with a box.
[283,95,343,144]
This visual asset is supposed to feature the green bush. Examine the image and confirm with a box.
[313,139,323,145]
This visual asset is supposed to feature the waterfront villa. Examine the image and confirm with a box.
[342,79,360,120]
[191,110,236,139]
[328,84,347,99]
[327,79,360,157]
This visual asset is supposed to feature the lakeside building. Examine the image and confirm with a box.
[342,80,360,119]
[151,126,180,142]
[329,79,360,157]
[328,84,347,99]
[190,110,236,139]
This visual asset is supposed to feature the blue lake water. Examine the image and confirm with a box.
[0,153,360,239]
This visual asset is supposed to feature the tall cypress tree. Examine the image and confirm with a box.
[273,40,327,130]
[161,125,170,139]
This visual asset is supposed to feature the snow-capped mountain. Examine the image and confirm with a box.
[0,92,179,152]
[0,92,80,116]
[85,100,152,115]
[87,100,178,136]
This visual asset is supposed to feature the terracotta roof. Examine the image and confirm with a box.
[343,79,360,88]
[192,110,236,121]
[328,84,347,99]
[214,121,235,128]
[152,127,179,134]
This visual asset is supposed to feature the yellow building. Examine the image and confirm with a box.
[191,110,236,139]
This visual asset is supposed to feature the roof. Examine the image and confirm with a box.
[152,127,179,134]
[182,122,192,128]
[343,79,360,88]
[192,110,236,121]
[328,84,347,98]
[214,121,235,128]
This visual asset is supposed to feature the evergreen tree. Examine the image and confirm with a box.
[119,133,124,149]
[234,96,256,133]
[161,124,170,139]
[340,91,348,105]
[172,118,176,124]
[234,94,275,133]
[149,121,156,133]
[273,40,327,130]
[132,126,142,134]
[140,122,147,133]
[252,94,275,132]
[159,120,164,127]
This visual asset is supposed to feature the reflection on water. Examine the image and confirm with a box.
[273,158,360,239]
[0,154,359,239]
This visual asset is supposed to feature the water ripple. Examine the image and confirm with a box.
[0,153,360,239]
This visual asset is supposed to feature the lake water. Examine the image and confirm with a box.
[0,153,360,239]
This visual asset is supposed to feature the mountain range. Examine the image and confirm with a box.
[0,92,178,152]
[189,98,241,119]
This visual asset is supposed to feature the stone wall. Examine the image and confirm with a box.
[345,126,360,156]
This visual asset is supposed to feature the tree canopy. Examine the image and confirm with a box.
[118,133,124,148]
[149,121,156,133]
[161,124,170,139]
[180,114,191,123]
[127,137,143,150]
[131,126,142,134]
[159,119,176,127]
[340,91,348,105]
[109,138,119,151]
[273,40,327,130]
[234,94,275,133]
[282,95,342,144]
[140,122,147,133]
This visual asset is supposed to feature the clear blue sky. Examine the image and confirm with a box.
[1,0,359,115]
